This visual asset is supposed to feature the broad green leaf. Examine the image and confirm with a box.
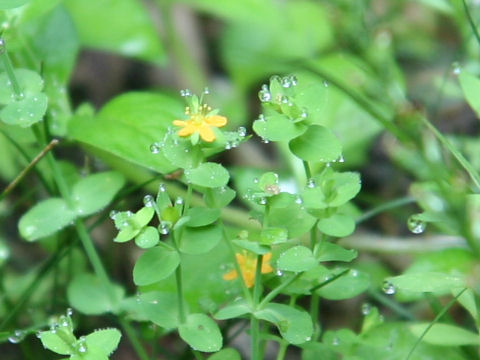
[38,331,73,355]
[316,242,357,262]
[409,323,480,346]
[0,93,48,127]
[0,0,29,9]
[0,69,44,105]
[18,198,76,241]
[160,134,195,169]
[232,239,270,255]
[178,224,223,255]
[255,303,313,344]
[388,272,465,293]
[277,246,317,272]
[71,171,125,216]
[64,0,164,63]
[185,163,230,188]
[134,226,159,249]
[260,227,288,245]
[316,269,370,300]
[214,299,251,320]
[252,114,305,142]
[208,348,241,360]
[85,328,121,356]
[459,71,480,120]
[454,288,477,322]
[68,92,183,174]
[317,213,355,237]
[133,244,180,286]
[204,186,236,208]
[185,207,220,227]
[132,291,179,329]
[289,125,342,163]
[67,273,124,315]
[178,313,222,352]
[301,342,337,360]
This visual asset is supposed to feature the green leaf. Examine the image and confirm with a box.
[260,227,288,245]
[133,243,180,286]
[178,313,223,352]
[0,0,29,9]
[277,246,317,272]
[214,299,251,320]
[388,272,465,293]
[454,288,478,322]
[67,273,124,315]
[85,328,121,356]
[254,303,313,344]
[459,71,480,120]
[0,93,48,127]
[185,163,230,188]
[316,269,370,300]
[132,291,179,329]
[409,323,480,346]
[71,171,125,216]
[289,125,342,162]
[64,0,164,63]
[208,348,241,360]
[18,198,76,241]
[301,342,337,360]
[316,242,357,262]
[0,69,44,105]
[253,114,305,142]
[38,331,73,355]
[178,224,223,255]
[185,207,220,227]
[134,226,159,249]
[204,186,236,208]
[317,213,355,237]
[68,92,183,174]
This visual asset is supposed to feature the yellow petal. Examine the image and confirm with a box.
[199,124,216,142]
[173,120,188,127]
[261,262,273,274]
[205,115,227,127]
[223,269,238,281]
[178,124,196,137]
[243,270,255,288]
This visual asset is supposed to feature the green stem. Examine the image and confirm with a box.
[367,289,414,320]
[258,273,302,309]
[355,196,415,224]
[309,269,350,292]
[302,161,312,180]
[462,0,480,49]
[0,38,23,98]
[118,317,150,360]
[220,222,253,305]
[251,255,264,360]
[175,264,186,324]
[310,294,321,341]
[406,288,467,360]
[275,341,288,360]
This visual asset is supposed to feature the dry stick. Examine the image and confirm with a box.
[0,139,59,201]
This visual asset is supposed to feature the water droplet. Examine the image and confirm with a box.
[280,95,289,104]
[258,197,267,205]
[253,177,259,184]
[451,62,461,75]
[259,86,272,102]
[332,337,339,346]
[382,281,396,295]
[203,87,210,95]
[361,303,371,315]
[150,142,161,154]
[338,154,345,163]
[295,196,303,205]
[143,195,155,207]
[323,80,329,87]
[307,178,316,188]
[281,76,292,88]
[8,330,25,344]
[305,336,311,341]
[407,214,426,234]
[290,75,298,86]
[66,308,73,316]
[276,270,284,276]
[180,89,191,97]
[225,141,232,150]
[159,183,166,192]
[175,197,184,205]
[261,137,270,144]
[238,126,247,137]
[350,269,359,277]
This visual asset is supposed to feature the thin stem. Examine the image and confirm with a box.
[275,341,288,360]
[175,264,186,324]
[310,294,321,341]
[309,269,350,293]
[462,0,480,49]
[251,255,264,360]
[118,317,150,360]
[220,222,253,305]
[258,273,303,309]
[367,289,414,320]
[406,288,467,360]
[0,39,23,98]
[302,161,312,180]
[0,139,58,201]
[355,196,415,224]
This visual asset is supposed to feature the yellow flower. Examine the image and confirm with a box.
[173,104,227,142]
[223,251,274,288]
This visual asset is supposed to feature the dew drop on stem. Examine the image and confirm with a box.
[382,281,396,295]
[143,195,155,207]
[407,214,426,234]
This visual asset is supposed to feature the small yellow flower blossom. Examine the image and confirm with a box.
[173,104,227,142]
[223,251,274,288]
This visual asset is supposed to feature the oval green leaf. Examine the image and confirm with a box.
[317,213,355,237]
[178,313,222,352]
[185,162,230,188]
[276,246,317,272]
[178,224,223,255]
[134,226,159,249]
[133,244,180,286]
[289,125,342,162]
